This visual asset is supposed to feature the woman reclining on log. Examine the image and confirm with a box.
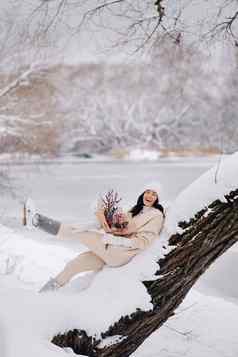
[23,184,165,293]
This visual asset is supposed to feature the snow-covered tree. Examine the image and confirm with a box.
[1,1,237,156]
[56,40,230,155]
[0,2,63,156]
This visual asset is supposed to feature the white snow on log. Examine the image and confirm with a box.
[98,335,127,348]
[165,152,238,235]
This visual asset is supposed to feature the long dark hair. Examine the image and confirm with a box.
[129,191,165,218]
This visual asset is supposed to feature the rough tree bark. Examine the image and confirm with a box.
[52,188,238,356]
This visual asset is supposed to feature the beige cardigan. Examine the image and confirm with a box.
[58,207,164,267]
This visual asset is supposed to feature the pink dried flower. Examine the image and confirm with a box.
[100,189,124,228]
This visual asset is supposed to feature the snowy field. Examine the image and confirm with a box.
[0,156,238,357]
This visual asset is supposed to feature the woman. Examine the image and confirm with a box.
[24,184,165,292]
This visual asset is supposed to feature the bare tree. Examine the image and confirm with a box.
[30,0,238,52]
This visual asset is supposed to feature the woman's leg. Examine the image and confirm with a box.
[55,251,105,286]
[33,215,89,240]
[33,215,134,270]
[58,229,135,267]
[24,198,61,234]
[34,214,61,235]
[39,251,105,292]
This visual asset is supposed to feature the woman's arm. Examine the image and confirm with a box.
[110,219,136,236]
[102,234,134,248]
[128,213,164,250]
[104,214,164,249]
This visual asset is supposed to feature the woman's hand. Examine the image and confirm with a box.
[111,221,136,237]
[95,208,111,233]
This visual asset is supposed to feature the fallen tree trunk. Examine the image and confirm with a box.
[52,188,238,356]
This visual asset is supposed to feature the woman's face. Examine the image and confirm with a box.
[143,189,158,207]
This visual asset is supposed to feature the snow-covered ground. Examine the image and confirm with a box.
[0,156,238,357]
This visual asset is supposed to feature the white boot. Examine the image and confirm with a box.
[39,277,61,293]
[23,198,39,229]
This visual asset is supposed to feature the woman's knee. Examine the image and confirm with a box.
[69,251,105,271]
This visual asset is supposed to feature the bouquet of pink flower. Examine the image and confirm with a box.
[100,189,128,229]
[112,209,129,229]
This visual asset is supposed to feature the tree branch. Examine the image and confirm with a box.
[0,66,35,99]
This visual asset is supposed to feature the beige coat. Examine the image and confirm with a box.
[58,208,164,267]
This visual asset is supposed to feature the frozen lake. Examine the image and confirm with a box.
[1,158,218,223]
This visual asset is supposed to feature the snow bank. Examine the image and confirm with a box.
[166,152,238,234]
[0,225,80,286]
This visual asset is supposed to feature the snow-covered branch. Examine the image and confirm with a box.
[0,66,35,99]
[30,0,238,51]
